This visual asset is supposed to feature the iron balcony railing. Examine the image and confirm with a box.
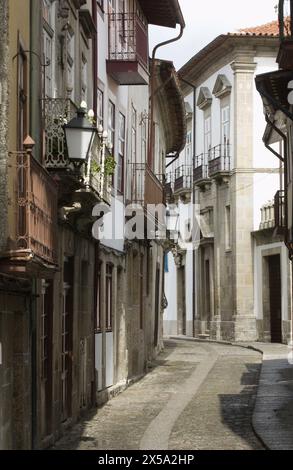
[274,190,286,231]
[193,153,209,183]
[7,150,58,266]
[174,165,192,193]
[108,12,148,70]
[208,144,231,176]
[164,172,175,201]
[128,163,164,207]
[42,98,77,169]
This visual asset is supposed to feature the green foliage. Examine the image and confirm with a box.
[104,155,116,176]
[90,156,116,177]
[91,160,101,175]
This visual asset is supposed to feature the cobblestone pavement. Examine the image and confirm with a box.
[53,339,264,450]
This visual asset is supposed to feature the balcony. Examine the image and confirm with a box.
[274,190,286,234]
[0,149,58,277]
[107,12,149,85]
[258,192,286,234]
[193,153,210,188]
[208,144,231,179]
[174,165,192,197]
[42,98,111,206]
[259,200,275,230]
[128,163,164,208]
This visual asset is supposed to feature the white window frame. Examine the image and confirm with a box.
[131,104,137,164]
[221,105,230,146]
[108,100,116,151]
[118,112,125,193]
[97,88,104,126]
[204,114,212,159]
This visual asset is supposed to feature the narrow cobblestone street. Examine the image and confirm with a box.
[53,339,264,451]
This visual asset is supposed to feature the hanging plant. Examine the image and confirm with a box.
[91,160,101,175]
[104,156,116,176]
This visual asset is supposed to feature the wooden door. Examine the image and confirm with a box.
[268,255,282,343]
[61,257,74,422]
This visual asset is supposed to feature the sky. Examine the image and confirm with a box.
[149,0,279,70]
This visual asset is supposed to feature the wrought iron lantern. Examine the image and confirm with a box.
[166,205,180,240]
[64,105,96,164]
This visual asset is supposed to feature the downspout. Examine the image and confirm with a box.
[92,0,98,118]
[148,22,185,169]
[29,0,41,448]
[178,76,197,337]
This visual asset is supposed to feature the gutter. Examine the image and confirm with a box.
[148,22,185,168]
[92,0,98,119]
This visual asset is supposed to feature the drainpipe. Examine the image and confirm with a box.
[148,22,185,169]
[29,0,41,448]
[92,0,98,118]
[92,0,98,406]
[178,76,197,337]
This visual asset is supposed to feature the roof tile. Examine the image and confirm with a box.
[230,18,290,37]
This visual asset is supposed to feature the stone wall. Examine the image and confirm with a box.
[0,0,8,251]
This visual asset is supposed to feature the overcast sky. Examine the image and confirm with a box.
[149,0,279,70]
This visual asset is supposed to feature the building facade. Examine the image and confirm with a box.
[0,0,186,449]
[255,2,293,346]
[94,0,186,402]
[164,21,292,343]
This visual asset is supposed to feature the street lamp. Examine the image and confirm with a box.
[64,105,96,165]
[166,205,180,241]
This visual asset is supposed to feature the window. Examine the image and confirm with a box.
[139,255,144,330]
[185,131,192,165]
[97,0,104,10]
[81,55,88,103]
[95,262,102,332]
[106,264,113,331]
[41,280,53,381]
[221,105,230,146]
[131,105,137,163]
[118,112,125,193]
[141,116,147,163]
[204,115,211,157]
[42,0,52,23]
[108,0,116,12]
[225,205,231,250]
[42,0,54,98]
[17,46,27,150]
[108,100,115,151]
[97,89,104,126]
[43,29,53,97]
[67,28,75,100]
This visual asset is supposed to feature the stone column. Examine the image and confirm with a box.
[230,59,257,341]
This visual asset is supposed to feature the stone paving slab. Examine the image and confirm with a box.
[170,336,293,450]
[53,339,263,451]
[249,343,293,450]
